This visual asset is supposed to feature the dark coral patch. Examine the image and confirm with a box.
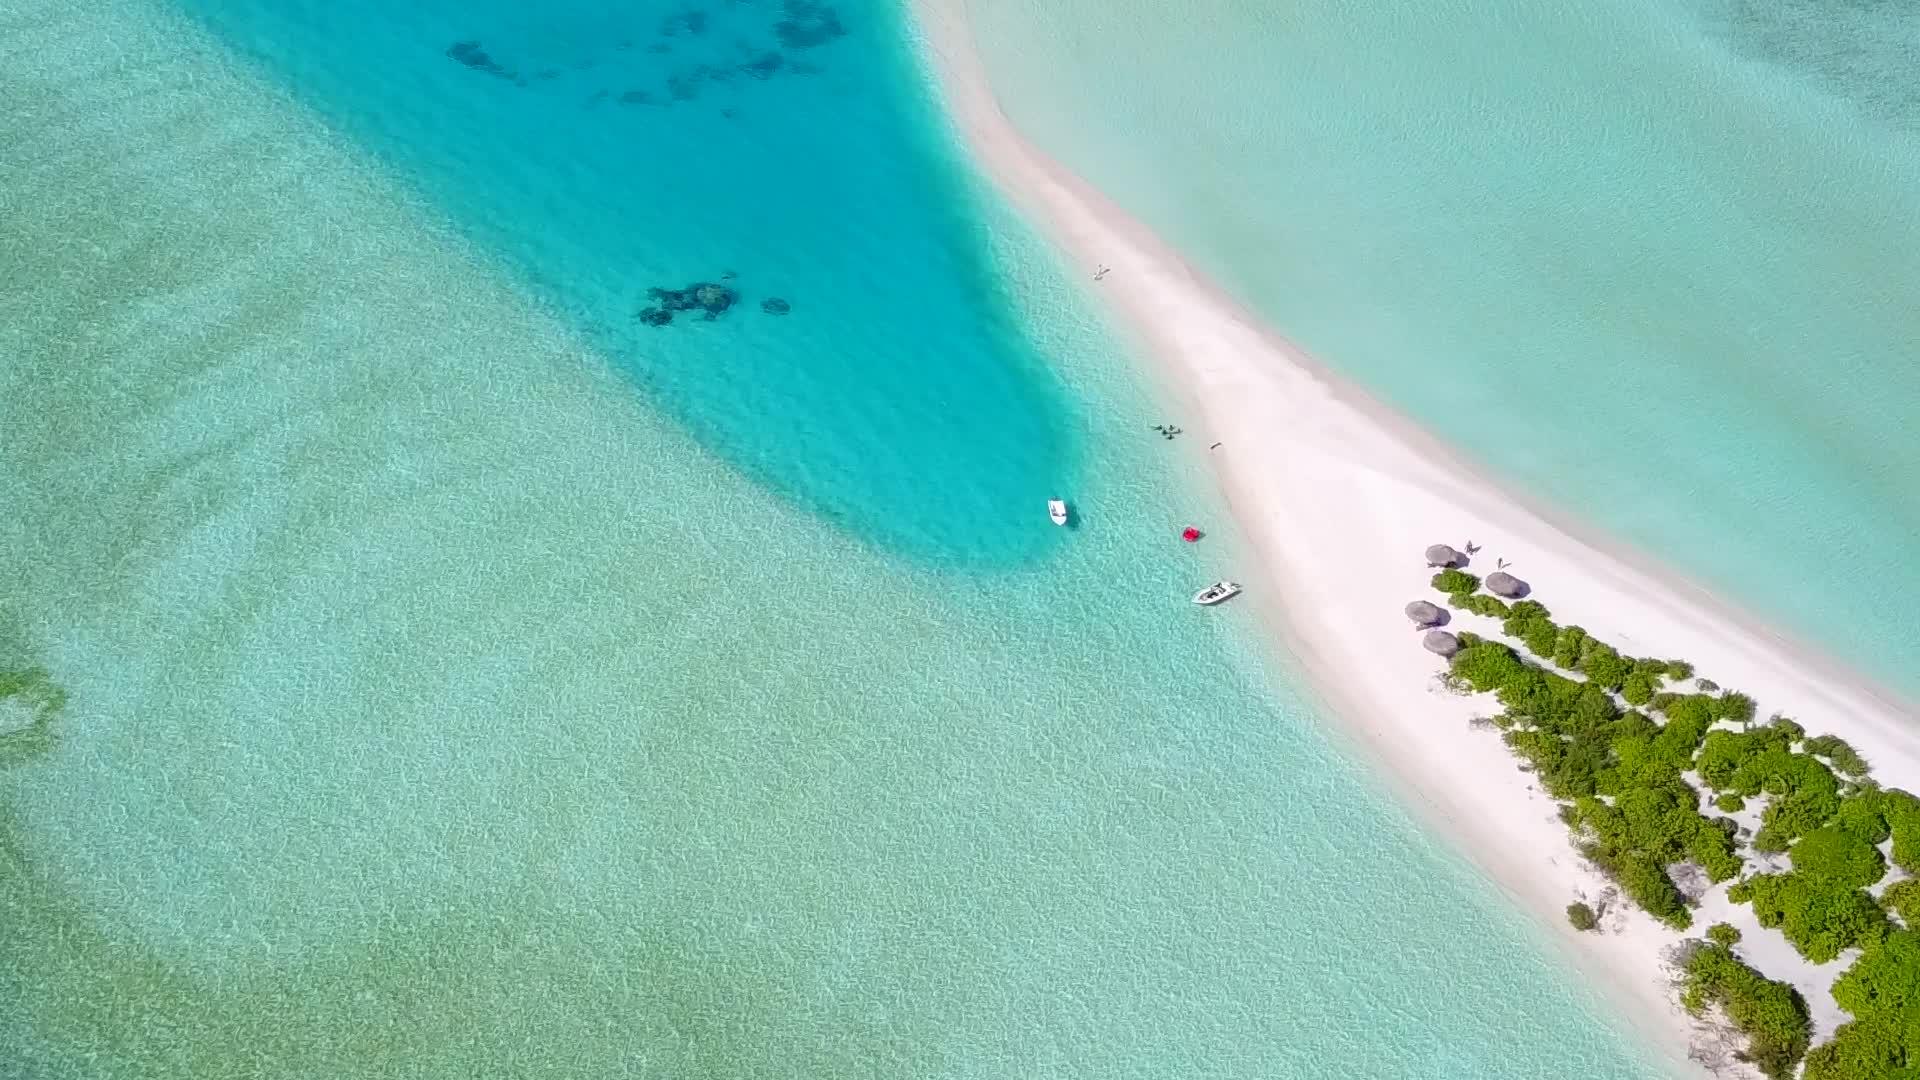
[659,10,709,36]
[775,1,846,48]
[645,282,739,322]
[446,40,515,80]
[741,51,784,79]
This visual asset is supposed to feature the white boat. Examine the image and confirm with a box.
[1048,498,1069,526]
[1191,581,1242,606]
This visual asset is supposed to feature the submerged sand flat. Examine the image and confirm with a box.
[2,0,1670,1076]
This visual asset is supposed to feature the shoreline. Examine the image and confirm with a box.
[908,2,1920,1075]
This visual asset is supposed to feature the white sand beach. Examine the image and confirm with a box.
[913,3,1920,1074]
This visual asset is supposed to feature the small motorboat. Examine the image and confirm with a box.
[1192,581,1242,606]
[1048,499,1070,526]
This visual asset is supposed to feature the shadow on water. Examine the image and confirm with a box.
[172,0,1080,567]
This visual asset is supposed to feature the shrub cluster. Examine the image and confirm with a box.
[1696,722,1843,851]
[1571,784,1737,928]
[1500,600,1560,661]
[1447,635,1730,927]
[1793,826,1889,888]
[1805,932,1920,1079]
[1680,941,1811,1079]
[1803,734,1872,780]
[1831,792,1893,847]
[1620,671,1657,706]
[1451,593,1510,618]
[1566,901,1598,931]
[1425,575,1920,1073]
[1730,873,1888,964]
[1884,791,1920,876]
[1430,568,1480,598]
[1717,805,1892,964]
[1881,879,1920,927]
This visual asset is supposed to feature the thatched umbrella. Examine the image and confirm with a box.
[1486,571,1529,598]
[1424,544,1463,568]
[1405,600,1446,628]
[1423,630,1461,658]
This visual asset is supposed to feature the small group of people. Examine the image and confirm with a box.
[1463,540,1511,570]
[1150,423,1222,450]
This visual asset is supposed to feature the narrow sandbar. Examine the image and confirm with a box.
[910,3,1920,1074]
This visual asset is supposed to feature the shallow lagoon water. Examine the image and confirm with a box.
[173,0,1081,566]
[961,0,1920,694]
[4,0,1668,1076]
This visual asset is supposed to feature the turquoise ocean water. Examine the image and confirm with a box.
[962,0,1920,696]
[1,0,1673,1077]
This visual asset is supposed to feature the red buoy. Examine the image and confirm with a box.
[1181,526,1202,543]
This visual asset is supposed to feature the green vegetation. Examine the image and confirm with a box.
[1710,824,1892,964]
[1550,624,1588,670]
[1620,671,1657,706]
[1881,880,1920,927]
[1578,642,1632,691]
[1566,901,1599,931]
[1430,568,1480,597]
[1831,792,1893,847]
[1570,784,1737,927]
[1500,600,1559,660]
[1451,593,1510,618]
[1729,873,1887,964]
[1804,734,1872,780]
[1719,691,1758,725]
[1885,792,1920,876]
[1792,827,1888,890]
[1421,572,1920,1072]
[1681,941,1811,1078]
[1696,721,1844,851]
[1805,932,1920,1079]
[1446,632,1728,927]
